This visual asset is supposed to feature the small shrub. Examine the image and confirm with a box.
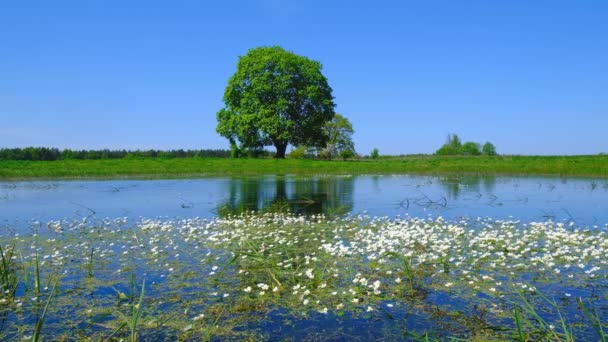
[288,146,307,159]
[339,149,355,160]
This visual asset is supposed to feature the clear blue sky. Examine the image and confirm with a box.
[1,0,607,155]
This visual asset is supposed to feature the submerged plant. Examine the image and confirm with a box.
[0,245,18,300]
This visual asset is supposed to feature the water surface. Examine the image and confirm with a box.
[1,174,607,340]
[1,175,607,227]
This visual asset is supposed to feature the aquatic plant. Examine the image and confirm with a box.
[0,214,606,340]
[0,245,18,299]
[31,280,58,342]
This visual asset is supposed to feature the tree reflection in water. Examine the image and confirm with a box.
[217,176,354,217]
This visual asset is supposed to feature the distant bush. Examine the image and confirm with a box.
[287,146,316,159]
[461,142,481,156]
[370,148,379,159]
[339,149,356,160]
[435,134,462,156]
[482,142,497,156]
[436,134,497,156]
[0,147,232,161]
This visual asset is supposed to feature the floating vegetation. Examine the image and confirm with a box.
[0,213,606,340]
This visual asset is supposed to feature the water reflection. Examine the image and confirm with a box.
[217,176,354,216]
[1,175,608,227]
[437,175,496,200]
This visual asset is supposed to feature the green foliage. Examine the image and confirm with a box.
[319,114,355,159]
[370,148,379,159]
[287,146,313,159]
[32,280,58,342]
[447,134,462,149]
[435,134,463,155]
[435,145,459,155]
[216,46,336,158]
[482,142,497,156]
[0,147,231,161]
[0,245,18,299]
[339,149,356,160]
[460,142,481,155]
[436,134,495,156]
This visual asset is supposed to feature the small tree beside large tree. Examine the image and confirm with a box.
[216,46,336,158]
[319,114,355,159]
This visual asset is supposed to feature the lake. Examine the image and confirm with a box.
[1,175,607,340]
[2,174,608,226]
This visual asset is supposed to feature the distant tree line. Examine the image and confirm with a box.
[0,147,233,161]
[435,134,497,156]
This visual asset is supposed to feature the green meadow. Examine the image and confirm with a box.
[1,155,608,179]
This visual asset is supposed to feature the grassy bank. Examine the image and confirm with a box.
[1,155,608,179]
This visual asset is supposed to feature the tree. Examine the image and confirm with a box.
[482,142,497,156]
[461,142,481,155]
[370,148,379,159]
[436,134,463,155]
[216,46,336,158]
[436,134,498,156]
[319,114,355,159]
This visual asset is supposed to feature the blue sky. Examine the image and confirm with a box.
[1,0,607,155]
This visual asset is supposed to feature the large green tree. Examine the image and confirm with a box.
[217,46,336,158]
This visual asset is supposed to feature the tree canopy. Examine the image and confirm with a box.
[217,46,336,158]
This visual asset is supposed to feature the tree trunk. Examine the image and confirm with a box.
[274,141,287,159]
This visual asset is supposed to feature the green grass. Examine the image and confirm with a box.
[1,155,608,179]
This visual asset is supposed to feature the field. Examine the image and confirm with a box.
[1,155,608,179]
